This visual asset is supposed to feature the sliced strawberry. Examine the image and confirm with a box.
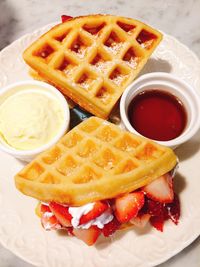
[115,191,144,223]
[61,15,73,23]
[130,213,151,228]
[150,215,164,232]
[41,212,61,231]
[143,173,174,203]
[40,203,51,214]
[166,193,180,225]
[146,199,164,217]
[102,217,120,237]
[73,226,101,246]
[137,195,149,215]
[79,201,109,225]
[49,202,72,227]
[147,198,170,231]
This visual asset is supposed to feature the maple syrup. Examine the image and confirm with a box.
[128,90,187,141]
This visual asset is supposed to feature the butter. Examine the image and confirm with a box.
[0,89,65,150]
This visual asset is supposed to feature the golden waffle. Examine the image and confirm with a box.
[23,15,162,119]
[15,117,177,206]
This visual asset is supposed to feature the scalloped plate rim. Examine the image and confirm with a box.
[0,22,200,267]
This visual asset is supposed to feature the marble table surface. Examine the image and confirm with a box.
[0,0,200,266]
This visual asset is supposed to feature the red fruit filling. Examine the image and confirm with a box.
[61,15,73,23]
[79,201,109,225]
[143,173,174,203]
[49,202,72,227]
[115,191,145,223]
[40,172,180,245]
[102,217,120,237]
[145,193,180,232]
[166,194,180,225]
[73,226,101,246]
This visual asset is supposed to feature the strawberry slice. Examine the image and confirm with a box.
[143,173,174,203]
[73,226,101,246]
[166,193,180,225]
[49,202,72,227]
[61,15,73,23]
[146,198,169,231]
[130,213,151,228]
[102,217,120,237]
[114,191,145,223]
[41,212,61,231]
[150,215,164,232]
[79,201,109,225]
[40,203,51,213]
[146,199,165,217]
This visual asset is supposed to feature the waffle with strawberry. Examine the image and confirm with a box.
[38,174,180,246]
[15,117,180,246]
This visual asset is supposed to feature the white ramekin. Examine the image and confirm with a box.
[0,80,70,161]
[120,72,200,149]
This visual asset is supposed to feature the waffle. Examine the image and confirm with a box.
[15,117,177,206]
[23,15,162,119]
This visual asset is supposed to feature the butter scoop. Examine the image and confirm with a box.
[0,90,64,150]
[0,81,70,161]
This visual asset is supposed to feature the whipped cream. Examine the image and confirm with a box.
[69,203,95,228]
[69,203,113,229]
[79,209,114,229]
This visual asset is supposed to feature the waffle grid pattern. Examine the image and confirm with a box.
[23,15,162,118]
[16,117,177,205]
[24,120,165,184]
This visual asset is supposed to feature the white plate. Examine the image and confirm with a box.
[0,24,200,267]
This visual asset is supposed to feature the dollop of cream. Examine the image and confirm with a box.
[69,203,113,229]
[79,209,114,229]
[69,203,95,228]
[0,90,64,150]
